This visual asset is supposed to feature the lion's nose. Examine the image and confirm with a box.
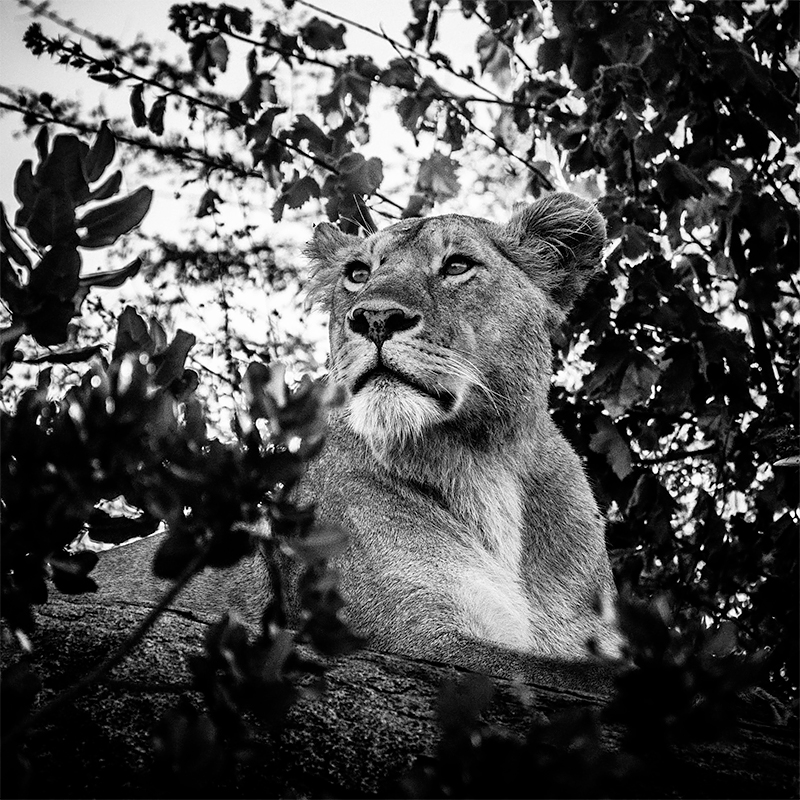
[348,307,421,347]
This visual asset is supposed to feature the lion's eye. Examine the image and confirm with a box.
[442,255,477,277]
[344,261,370,284]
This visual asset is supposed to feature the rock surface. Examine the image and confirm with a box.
[3,593,798,798]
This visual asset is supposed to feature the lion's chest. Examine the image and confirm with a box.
[449,470,535,651]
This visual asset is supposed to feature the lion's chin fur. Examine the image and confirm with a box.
[347,377,446,455]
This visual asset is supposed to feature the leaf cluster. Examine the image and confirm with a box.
[1,123,150,355]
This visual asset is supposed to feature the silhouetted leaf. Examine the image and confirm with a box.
[78,186,153,248]
[87,169,122,202]
[1,204,31,268]
[130,83,147,127]
[589,416,633,479]
[416,152,460,201]
[79,257,142,288]
[83,121,116,183]
[299,17,346,51]
[148,95,167,135]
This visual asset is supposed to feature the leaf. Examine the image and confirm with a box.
[88,72,120,86]
[83,121,116,183]
[701,620,739,658]
[149,317,168,351]
[299,17,346,51]
[397,76,439,136]
[148,95,167,136]
[589,415,633,479]
[23,189,77,248]
[49,550,99,595]
[538,37,563,72]
[286,114,331,158]
[25,298,75,346]
[207,34,229,71]
[130,84,147,127]
[196,189,222,218]
[14,160,36,209]
[621,224,653,260]
[1,203,31,268]
[87,169,123,203]
[28,245,81,302]
[604,351,660,417]
[335,153,383,196]
[476,30,511,83]
[78,186,153,248]
[79,257,142,288]
[153,329,197,386]
[379,58,417,90]
[415,152,460,201]
[656,160,706,205]
[113,306,152,359]
[34,126,49,163]
[272,174,320,222]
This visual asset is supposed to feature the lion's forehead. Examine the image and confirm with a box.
[364,215,501,265]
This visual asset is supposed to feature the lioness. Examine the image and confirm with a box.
[94,192,618,681]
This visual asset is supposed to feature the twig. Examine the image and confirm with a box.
[293,0,507,104]
[384,39,554,191]
[472,7,534,73]
[2,544,210,748]
[0,95,262,180]
[18,0,120,50]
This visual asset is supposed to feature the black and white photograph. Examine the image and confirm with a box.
[1,1,798,797]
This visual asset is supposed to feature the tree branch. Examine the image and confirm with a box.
[294,0,507,105]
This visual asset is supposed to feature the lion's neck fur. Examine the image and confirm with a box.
[352,408,548,577]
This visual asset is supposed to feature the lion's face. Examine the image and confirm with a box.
[305,194,606,451]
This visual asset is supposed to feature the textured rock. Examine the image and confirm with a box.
[3,594,797,798]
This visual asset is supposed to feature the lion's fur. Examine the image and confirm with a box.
[299,192,618,665]
[93,192,619,679]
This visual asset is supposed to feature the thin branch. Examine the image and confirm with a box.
[0,96,259,179]
[472,8,534,73]
[1,544,210,749]
[18,0,120,50]
[385,40,554,191]
[9,26,409,215]
[294,0,507,105]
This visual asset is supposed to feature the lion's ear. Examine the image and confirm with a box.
[503,193,606,310]
[304,223,359,310]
